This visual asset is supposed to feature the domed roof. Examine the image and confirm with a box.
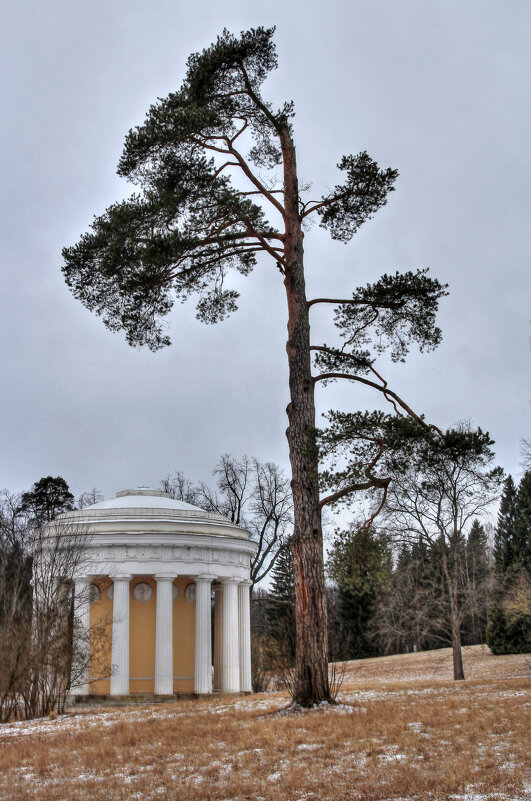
[58,486,251,541]
[85,487,203,512]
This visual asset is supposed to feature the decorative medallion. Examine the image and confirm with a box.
[184,583,196,603]
[106,584,114,601]
[89,584,101,603]
[172,584,179,601]
[133,582,153,602]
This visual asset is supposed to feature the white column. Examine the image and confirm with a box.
[194,575,215,694]
[110,575,131,696]
[154,575,174,695]
[72,576,91,695]
[238,580,253,693]
[221,578,240,693]
[213,583,223,690]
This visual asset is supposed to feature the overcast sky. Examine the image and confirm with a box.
[1,0,529,512]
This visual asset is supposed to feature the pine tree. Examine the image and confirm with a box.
[61,27,448,704]
[20,476,74,526]
[265,544,296,660]
[326,526,392,660]
[487,473,531,654]
[462,520,489,645]
[493,476,517,573]
[513,471,531,572]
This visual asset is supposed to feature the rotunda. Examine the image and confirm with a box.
[62,487,257,698]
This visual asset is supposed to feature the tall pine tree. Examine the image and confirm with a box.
[264,544,296,660]
[487,473,531,653]
[462,520,489,645]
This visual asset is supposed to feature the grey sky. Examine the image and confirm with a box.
[1,0,529,510]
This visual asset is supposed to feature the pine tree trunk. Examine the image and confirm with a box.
[280,123,330,706]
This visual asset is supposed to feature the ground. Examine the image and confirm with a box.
[0,645,529,800]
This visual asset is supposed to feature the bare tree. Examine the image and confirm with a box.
[76,488,104,509]
[161,454,292,586]
[381,424,502,680]
[0,491,33,721]
[0,490,108,720]
[160,471,203,507]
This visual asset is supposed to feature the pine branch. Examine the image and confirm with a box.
[314,370,442,435]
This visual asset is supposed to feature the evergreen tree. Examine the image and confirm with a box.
[61,27,448,704]
[493,475,517,573]
[487,472,531,654]
[462,519,489,645]
[20,476,74,526]
[513,471,531,572]
[326,526,392,660]
[264,544,296,660]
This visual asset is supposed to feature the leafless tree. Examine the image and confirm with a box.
[381,423,502,680]
[76,488,104,509]
[0,491,107,720]
[162,455,292,587]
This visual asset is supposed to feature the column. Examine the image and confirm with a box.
[194,575,216,694]
[154,575,174,695]
[220,578,240,693]
[238,580,253,693]
[72,576,91,695]
[213,583,223,690]
[110,575,131,696]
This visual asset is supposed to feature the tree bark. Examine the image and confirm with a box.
[280,122,330,705]
[442,551,465,680]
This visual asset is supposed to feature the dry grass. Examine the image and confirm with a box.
[0,645,529,801]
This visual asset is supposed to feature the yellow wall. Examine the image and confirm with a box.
[88,576,197,696]
[129,576,157,693]
[89,579,113,695]
[172,578,196,694]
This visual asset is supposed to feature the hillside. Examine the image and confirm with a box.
[0,646,529,801]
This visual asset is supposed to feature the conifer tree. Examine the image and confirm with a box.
[493,475,517,573]
[20,477,74,526]
[513,471,531,571]
[462,519,489,645]
[488,473,531,653]
[326,526,392,659]
[265,544,296,660]
[62,27,449,703]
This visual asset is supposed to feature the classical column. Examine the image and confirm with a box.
[213,583,223,690]
[221,578,240,693]
[154,575,174,695]
[72,576,91,695]
[194,575,215,694]
[110,575,131,696]
[238,580,253,693]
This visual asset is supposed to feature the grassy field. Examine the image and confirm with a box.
[0,645,529,801]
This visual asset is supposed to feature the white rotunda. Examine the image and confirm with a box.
[62,487,257,698]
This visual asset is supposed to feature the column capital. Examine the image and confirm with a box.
[154,574,175,582]
[238,579,253,588]
[219,576,241,586]
[195,574,217,583]
[113,574,132,582]
[75,574,99,586]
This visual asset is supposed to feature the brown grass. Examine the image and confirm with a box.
[0,645,529,801]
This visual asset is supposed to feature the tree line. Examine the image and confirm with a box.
[1,458,529,716]
[251,469,530,689]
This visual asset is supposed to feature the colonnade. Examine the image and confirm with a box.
[74,574,252,697]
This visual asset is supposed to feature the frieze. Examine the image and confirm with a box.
[88,542,252,568]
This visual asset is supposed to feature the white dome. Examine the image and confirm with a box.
[57,486,252,543]
[85,487,203,512]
